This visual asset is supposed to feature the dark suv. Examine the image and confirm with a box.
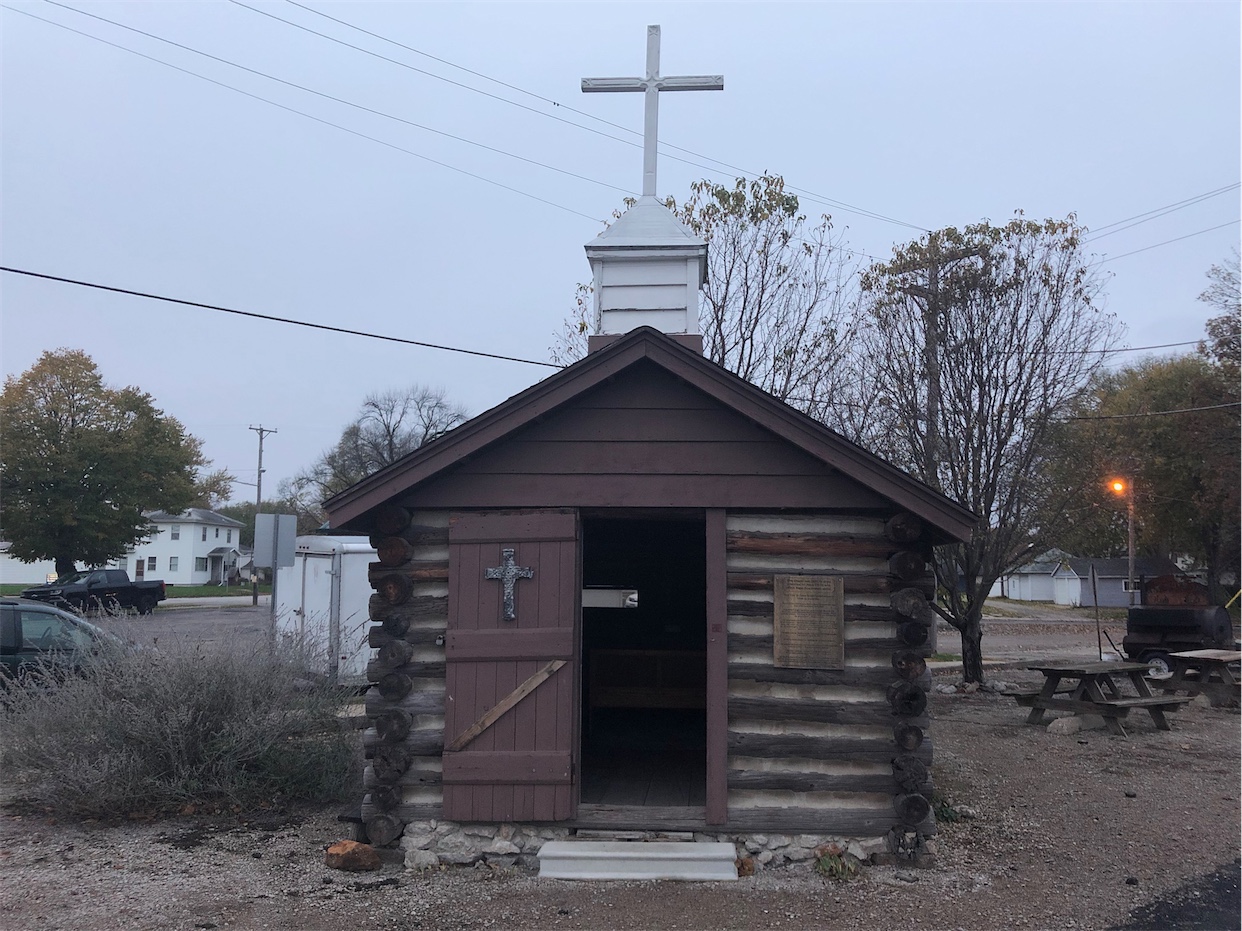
[0,597,122,683]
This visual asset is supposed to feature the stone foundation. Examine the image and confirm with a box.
[399,820,894,872]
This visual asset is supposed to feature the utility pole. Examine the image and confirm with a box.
[249,425,277,606]
[888,232,982,490]
[1109,477,1137,606]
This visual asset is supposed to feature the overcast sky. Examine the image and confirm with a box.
[2,1,1238,500]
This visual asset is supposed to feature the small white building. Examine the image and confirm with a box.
[0,542,59,584]
[990,549,1070,601]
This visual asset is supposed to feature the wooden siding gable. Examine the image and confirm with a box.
[402,363,891,509]
[325,328,975,541]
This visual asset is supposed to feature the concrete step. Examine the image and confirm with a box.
[537,840,738,881]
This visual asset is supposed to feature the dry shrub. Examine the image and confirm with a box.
[1,639,357,818]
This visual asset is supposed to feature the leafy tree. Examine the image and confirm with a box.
[291,385,468,515]
[552,174,859,414]
[188,468,236,510]
[1,350,209,575]
[858,216,1120,683]
[216,491,319,549]
[1044,318,1240,601]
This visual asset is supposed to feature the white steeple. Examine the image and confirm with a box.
[581,26,722,343]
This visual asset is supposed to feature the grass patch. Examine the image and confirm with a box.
[1,639,359,819]
[814,850,862,880]
[932,791,963,823]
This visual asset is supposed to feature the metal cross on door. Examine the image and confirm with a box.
[484,548,533,621]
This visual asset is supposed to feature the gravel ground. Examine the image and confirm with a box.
[1,666,1237,931]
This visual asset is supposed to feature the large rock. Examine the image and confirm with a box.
[435,832,484,865]
[1047,714,1106,736]
[324,840,382,872]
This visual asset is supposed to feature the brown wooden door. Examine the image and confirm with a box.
[443,509,579,822]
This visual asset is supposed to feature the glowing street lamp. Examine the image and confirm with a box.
[1109,478,1136,606]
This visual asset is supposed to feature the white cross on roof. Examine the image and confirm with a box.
[582,25,723,198]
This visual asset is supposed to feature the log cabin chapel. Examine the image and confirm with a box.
[323,26,974,873]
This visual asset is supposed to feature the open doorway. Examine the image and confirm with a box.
[579,514,706,807]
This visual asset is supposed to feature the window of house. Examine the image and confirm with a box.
[115,559,126,573]
[195,557,208,572]
[171,524,180,540]
[215,527,220,539]
[169,556,179,573]
[202,527,207,542]
[147,557,156,572]
[226,529,232,543]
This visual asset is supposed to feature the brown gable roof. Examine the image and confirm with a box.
[324,327,976,542]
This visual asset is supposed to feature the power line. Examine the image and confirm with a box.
[44,0,633,197]
[0,266,561,368]
[1070,401,1240,420]
[8,5,602,222]
[1098,220,1240,264]
[1085,183,1240,241]
[225,1,650,153]
[254,0,929,231]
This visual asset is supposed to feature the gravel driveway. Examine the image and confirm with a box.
[2,646,1238,931]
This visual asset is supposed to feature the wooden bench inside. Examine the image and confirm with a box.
[589,649,706,710]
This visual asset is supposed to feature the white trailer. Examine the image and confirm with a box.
[275,535,375,683]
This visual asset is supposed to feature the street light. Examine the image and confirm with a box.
[1109,478,1136,606]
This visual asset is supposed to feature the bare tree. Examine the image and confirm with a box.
[551,174,860,416]
[292,385,468,513]
[859,215,1122,682]
[1198,248,1240,377]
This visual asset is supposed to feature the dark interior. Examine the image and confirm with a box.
[579,515,706,807]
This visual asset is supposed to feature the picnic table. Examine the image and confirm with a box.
[1153,650,1241,708]
[1013,661,1193,737]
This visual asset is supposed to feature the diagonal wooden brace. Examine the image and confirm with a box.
[446,659,567,753]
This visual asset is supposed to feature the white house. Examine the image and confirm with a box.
[117,509,246,586]
[2,509,245,586]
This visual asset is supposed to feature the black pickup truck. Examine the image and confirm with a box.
[20,569,166,615]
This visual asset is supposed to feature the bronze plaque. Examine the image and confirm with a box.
[773,575,845,669]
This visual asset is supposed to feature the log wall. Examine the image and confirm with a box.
[724,512,936,837]
[358,505,939,844]
[359,507,450,840]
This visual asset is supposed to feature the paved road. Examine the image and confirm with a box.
[97,602,275,651]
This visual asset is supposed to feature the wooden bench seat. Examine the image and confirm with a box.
[1008,684,1076,700]
[1096,696,1194,710]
